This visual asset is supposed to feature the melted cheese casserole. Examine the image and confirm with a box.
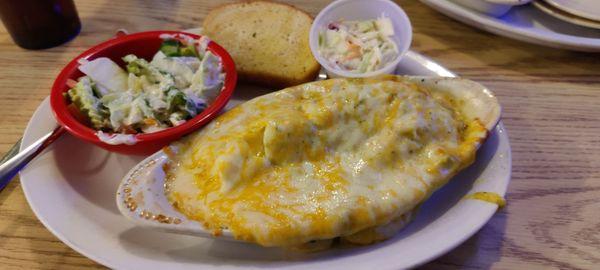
[165,76,488,247]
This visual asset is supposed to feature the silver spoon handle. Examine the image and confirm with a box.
[0,126,66,190]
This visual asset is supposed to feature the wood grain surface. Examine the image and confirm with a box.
[1,0,599,269]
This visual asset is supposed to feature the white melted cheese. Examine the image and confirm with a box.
[165,77,487,247]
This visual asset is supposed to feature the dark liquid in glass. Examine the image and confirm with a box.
[0,0,81,50]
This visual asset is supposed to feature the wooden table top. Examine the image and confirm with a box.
[1,0,599,269]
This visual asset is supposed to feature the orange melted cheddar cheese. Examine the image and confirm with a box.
[165,75,489,248]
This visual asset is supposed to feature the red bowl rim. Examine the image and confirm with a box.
[50,30,237,146]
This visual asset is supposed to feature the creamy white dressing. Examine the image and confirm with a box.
[197,36,211,58]
[163,33,197,46]
[96,131,137,145]
[151,51,197,89]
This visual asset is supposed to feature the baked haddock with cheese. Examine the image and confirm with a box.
[164,75,500,249]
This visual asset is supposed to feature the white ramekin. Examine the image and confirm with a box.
[309,0,412,78]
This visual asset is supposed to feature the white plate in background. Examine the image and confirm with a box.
[420,0,600,52]
[542,0,600,22]
[19,51,511,269]
[533,0,600,30]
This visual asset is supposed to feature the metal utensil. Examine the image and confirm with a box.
[0,126,66,190]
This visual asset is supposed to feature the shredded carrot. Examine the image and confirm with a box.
[143,118,158,126]
[66,79,78,88]
[345,43,361,60]
[121,125,138,134]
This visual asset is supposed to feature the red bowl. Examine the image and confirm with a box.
[50,31,237,155]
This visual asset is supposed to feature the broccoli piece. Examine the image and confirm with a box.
[126,62,142,76]
[159,39,198,57]
[123,54,175,90]
[166,88,187,112]
[166,88,198,117]
[66,77,108,129]
[179,44,198,57]
[160,39,181,57]
[123,55,157,81]
[165,88,205,126]
[123,54,153,79]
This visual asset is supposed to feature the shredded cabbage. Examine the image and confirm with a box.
[318,16,399,73]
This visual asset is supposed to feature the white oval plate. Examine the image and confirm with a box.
[420,0,600,52]
[19,51,511,270]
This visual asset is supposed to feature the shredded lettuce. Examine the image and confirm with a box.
[66,77,108,129]
[66,37,224,134]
